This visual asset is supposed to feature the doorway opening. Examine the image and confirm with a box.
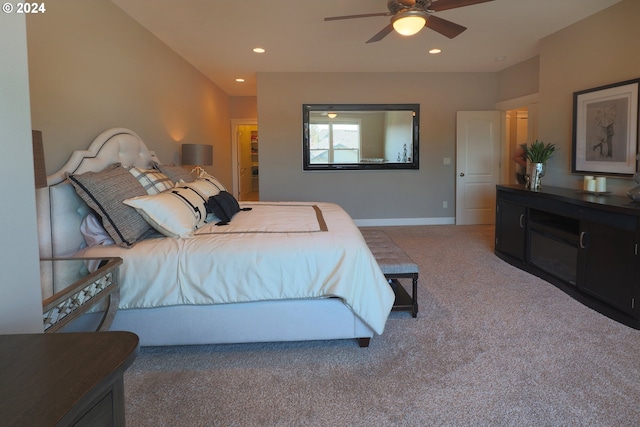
[505,108,529,185]
[231,120,258,201]
[495,93,539,186]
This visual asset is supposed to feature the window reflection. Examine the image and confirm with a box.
[310,121,361,164]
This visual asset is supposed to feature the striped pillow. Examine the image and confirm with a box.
[128,167,174,194]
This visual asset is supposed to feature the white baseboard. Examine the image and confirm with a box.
[354,217,456,227]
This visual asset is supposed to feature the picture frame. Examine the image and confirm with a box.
[572,78,640,176]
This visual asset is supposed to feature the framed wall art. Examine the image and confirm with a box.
[572,78,639,176]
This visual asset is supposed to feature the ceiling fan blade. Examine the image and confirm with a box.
[366,24,395,43]
[429,0,494,12]
[425,15,467,38]
[324,12,390,21]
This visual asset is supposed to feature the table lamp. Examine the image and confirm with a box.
[182,144,213,176]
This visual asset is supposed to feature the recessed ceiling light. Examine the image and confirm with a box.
[235,78,245,83]
[429,48,442,54]
[253,47,266,53]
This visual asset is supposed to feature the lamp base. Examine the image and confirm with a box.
[190,166,206,177]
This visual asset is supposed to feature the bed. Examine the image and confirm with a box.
[36,128,395,347]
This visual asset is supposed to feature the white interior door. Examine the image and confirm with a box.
[456,111,502,225]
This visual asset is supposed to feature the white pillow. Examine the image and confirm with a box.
[123,186,207,238]
[180,177,225,200]
[196,171,227,192]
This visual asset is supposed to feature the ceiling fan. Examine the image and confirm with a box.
[324,0,495,43]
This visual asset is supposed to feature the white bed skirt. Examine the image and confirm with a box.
[65,297,374,347]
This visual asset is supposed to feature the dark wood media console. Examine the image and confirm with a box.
[495,184,640,328]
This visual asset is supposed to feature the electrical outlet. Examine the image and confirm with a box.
[443,157,451,165]
[443,201,448,209]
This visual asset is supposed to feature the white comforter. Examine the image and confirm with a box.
[77,202,395,334]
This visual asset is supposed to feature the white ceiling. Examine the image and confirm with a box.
[110,0,622,97]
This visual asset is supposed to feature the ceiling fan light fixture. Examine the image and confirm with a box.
[391,10,427,36]
[327,112,337,119]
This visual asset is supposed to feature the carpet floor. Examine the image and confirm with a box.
[124,225,640,426]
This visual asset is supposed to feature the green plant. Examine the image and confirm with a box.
[524,140,556,163]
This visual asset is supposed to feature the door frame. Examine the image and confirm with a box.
[230,118,257,199]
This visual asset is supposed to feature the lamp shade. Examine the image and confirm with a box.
[182,144,213,166]
[32,130,47,189]
[392,11,427,36]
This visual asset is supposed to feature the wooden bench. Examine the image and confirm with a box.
[360,228,419,318]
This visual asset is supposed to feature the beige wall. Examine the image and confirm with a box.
[497,56,540,103]
[257,72,498,221]
[27,0,232,187]
[0,13,45,333]
[230,96,258,119]
[538,0,640,194]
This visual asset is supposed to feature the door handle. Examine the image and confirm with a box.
[579,231,587,249]
[459,173,465,177]
[519,214,525,228]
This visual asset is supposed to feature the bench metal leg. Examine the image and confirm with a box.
[411,274,418,318]
[388,275,418,318]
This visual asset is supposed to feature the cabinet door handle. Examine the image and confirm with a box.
[519,214,525,228]
[579,231,587,249]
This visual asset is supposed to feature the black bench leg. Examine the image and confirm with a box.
[412,275,418,318]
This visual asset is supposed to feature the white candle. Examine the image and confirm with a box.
[596,177,607,193]
[583,175,594,190]
[586,179,596,192]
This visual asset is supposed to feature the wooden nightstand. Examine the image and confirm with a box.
[41,257,122,333]
[0,331,139,426]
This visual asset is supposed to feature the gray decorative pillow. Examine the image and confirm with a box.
[153,163,195,183]
[68,163,153,248]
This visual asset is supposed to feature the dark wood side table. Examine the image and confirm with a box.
[0,332,139,426]
[41,258,122,333]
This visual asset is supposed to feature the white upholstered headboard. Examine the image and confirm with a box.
[37,128,160,258]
